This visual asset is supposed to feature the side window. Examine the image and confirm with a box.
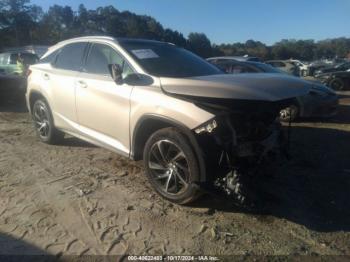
[215,63,228,72]
[232,65,245,74]
[1,54,9,65]
[39,49,60,64]
[10,54,18,65]
[55,42,87,71]
[85,43,134,77]
[240,65,256,73]
[217,62,238,74]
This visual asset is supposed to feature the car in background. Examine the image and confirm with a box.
[308,60,329,76]
[209,59,284,74]
[288,59,309,76]
[314,62,350,77]
[208,59,338,122]
[0,52,38,98]
[315,70,350,91]
[0,52,39,76]
[207,56,261,63]
[266,60,300,76]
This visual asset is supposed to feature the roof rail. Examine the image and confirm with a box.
[56,35,116,45]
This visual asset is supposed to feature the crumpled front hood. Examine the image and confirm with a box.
[160,73,311,102]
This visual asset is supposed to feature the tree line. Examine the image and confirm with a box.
[1,0,349,60]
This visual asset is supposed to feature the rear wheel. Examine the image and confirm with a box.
[32,99,64,144]
[329,77,345,91]
[143,128,201,204]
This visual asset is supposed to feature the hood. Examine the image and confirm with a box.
[311,82,336,95]
[160,73,311,102]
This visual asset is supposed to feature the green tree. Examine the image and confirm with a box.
[0,0,42,47]
[188,32,212,57]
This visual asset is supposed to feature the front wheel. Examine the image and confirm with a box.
[329,77,345,91]
[32,99,64,144]
[143,128,202,204]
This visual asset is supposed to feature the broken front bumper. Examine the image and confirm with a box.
[195,118,287,181]
[235,124,282,158]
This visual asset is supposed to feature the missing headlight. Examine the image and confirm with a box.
[195,119,218,134]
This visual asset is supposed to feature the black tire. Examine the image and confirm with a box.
[32,99,64,144]
[143,127,202,204]
[329,77,345,91]
[279,104,299,122]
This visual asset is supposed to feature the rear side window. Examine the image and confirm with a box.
[55,42,87,71]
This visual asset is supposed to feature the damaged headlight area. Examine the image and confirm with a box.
[193,98,293,206]
[194,119,218,134]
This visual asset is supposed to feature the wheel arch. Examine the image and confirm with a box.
[131,114,207,182]
[28,90,47,113]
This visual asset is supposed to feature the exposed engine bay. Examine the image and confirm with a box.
[192,97,293,205]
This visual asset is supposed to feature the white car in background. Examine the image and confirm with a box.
[288,60,309,76]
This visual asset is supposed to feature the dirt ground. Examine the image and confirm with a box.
[0,90,350,257]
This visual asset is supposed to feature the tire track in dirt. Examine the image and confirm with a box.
[0,133,94,255]
[1,109,349,255]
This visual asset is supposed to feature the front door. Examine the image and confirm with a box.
[75,43,134,156]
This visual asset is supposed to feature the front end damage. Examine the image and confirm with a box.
[192,98,293,205]
[159,73,312,205]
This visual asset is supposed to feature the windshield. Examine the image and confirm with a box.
[120,41,222,78]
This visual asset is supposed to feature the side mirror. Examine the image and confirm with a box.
[123,73,154,86]
[108,64,123,83]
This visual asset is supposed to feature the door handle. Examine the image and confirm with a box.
[77,80,87,88]
[43,73,50,80]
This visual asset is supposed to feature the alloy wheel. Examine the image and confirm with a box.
[330,79,344,91]
[33,102,50,139]
[148,139,190,195]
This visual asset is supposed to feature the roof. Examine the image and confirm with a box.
[56,35,167,47]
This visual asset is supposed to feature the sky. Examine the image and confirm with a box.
[30,0,350,45]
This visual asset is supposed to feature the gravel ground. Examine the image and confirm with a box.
[0,91,349,257]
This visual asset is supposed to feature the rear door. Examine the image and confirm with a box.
[75,42,134,156]
[48,42,88,132]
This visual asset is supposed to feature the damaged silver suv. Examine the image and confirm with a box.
[26,36,310,204]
